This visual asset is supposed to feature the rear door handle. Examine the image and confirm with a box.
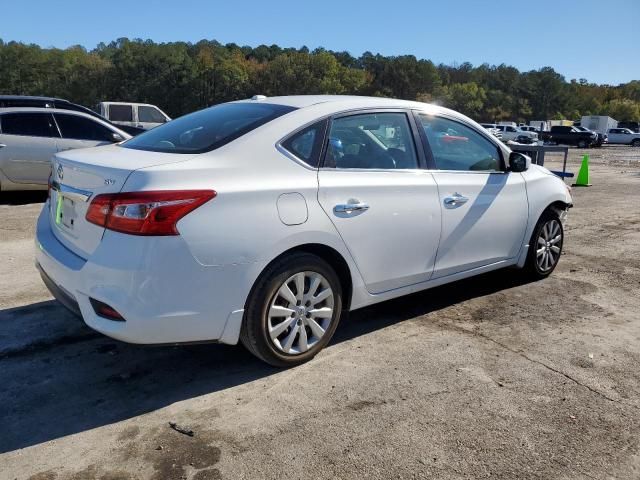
[334,202,369,214]
[444,193,469,208]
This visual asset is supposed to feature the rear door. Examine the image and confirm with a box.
[317,110,441,294]
[607,129,624,144]
[54,112,118,152]
[415,112,528,278]
[0,112,59,185]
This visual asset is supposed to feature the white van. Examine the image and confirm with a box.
[95,102,171,130]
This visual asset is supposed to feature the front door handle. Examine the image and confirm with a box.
[444,193,469,208]
[334,202,370,214]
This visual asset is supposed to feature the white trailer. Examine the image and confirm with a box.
[580,115,617,135]
[529,120,549,131]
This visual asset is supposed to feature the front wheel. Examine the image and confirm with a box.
[523,210,564,279]
[577,139,588,148]
[240,252,343,367]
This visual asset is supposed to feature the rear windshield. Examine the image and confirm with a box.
[122,102,297,154]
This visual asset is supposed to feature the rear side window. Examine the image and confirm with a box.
[419,114,501,171]
[54,113,114,142]
[281,120,327,167]
[109,105,133,122]
[123,103,296,154]
[138,106,166,123]
[0,113,59,137]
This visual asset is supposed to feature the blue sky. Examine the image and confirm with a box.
[3,0,638,85]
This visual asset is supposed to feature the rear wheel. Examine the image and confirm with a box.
[523,209,564,279]
[577,139,588,148]
[632,139,640,147]
[240,252,343,367]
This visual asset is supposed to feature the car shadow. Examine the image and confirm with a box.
[0,190,47,206]
[0,268,533,453]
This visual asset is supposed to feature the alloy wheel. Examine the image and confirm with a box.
[267,271,334,355]
[536,219,562,272]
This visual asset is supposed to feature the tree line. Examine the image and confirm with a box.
[1,38,639,122]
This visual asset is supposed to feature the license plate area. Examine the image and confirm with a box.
[55,194,77,231]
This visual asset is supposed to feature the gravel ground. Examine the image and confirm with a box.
[1,145,639,480]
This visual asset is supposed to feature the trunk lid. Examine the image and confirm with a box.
[49,144,193,258]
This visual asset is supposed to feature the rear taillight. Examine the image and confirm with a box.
[86,190,216,235]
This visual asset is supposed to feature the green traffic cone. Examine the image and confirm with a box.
[573,154,591,187]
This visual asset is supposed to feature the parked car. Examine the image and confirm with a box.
[36,95,572,366]
[0,108,130,191]
[606,128,640,146]
[95,102,171,130]
[494,125,538,142]
[574,126,606,146]
[480,123,502,139]
[540,126,597,148]
[0,95,145,137]
[519,126,538,132]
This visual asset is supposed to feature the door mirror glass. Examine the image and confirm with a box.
[509,151,530,172]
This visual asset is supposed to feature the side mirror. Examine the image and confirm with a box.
[509,151,531,172]
[111,132,124,143]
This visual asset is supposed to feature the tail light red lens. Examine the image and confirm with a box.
[86,190,216,235]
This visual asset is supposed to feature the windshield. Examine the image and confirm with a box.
[122,102,296,154]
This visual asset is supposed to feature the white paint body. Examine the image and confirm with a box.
[35,96,572,346]
[0,108,130,191]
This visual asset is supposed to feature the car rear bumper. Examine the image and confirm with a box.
[35,202,249,345]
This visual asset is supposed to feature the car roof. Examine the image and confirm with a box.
[0,95,66,102]
[233,95,433,110]
[0,106,95,115]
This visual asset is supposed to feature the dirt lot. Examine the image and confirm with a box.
[1,146,639,480]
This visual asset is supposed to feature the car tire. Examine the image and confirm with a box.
[522,209,564,280]
[632,139,640,147]
[577,139,588,148]
[240,252,343,367]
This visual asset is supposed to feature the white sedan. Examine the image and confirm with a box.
[35,95,572,366]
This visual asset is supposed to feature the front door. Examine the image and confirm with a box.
[0,112,59,185]
[415,113,528,278]
[317,111,441,294]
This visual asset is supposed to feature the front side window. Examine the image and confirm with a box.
[418,114,502,172]
[324,112,418,169]
[281,120,326,167]
[54,114,114,142]
[109,104,133,122]
[123,102,296,154]
[0,113,59,138]
[138,105,166,123]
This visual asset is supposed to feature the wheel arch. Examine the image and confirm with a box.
[252,243,354,311]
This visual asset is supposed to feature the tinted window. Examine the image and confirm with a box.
[281,120,326,167]
[54,114,114,142]
[0,113,59,137]
[123,102,296,154]
[138,106,166,123]
[419,115,501,171]
[324,113,418,169]
[109,104,133,122]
